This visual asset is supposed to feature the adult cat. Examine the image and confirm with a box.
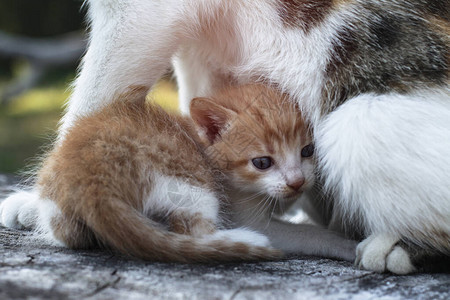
[2,0,449,273]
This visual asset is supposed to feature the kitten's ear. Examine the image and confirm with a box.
[190,97,237,144]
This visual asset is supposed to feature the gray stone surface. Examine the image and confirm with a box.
[1,174,449,300]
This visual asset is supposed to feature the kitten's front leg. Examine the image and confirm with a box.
[253,219,358,262]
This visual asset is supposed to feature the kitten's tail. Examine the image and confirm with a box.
[82,199,282,263]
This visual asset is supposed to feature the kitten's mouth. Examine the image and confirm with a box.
[283,191,303,200]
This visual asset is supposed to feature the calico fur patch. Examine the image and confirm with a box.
[323,0,449,113]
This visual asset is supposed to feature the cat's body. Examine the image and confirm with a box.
[1,0,449,272]
[0,84,356,262]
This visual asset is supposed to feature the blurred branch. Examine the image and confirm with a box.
[0,61,46,103]
[0,30,87,104]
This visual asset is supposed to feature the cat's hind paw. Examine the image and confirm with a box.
[0,190,39,230]
[356,233,416,274]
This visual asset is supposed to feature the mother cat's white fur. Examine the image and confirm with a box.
[317,90,450,273]
[1,0,449,273]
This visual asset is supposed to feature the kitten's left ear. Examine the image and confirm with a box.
[190,97,237,144]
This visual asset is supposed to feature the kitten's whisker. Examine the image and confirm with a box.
[261,197,273,230]
[263,196,278,230]
[251,195,272,226]
[277,198,284,215]
[246,198,266,223]
[236,195,268,225]
[246,195,269,226]
[234,192,265,204]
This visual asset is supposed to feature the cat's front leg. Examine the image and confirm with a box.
[356,233,415,274]
[61,0,191,136]
[173,46,234,115]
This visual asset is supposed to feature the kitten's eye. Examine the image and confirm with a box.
[252,157,273,170]
[301,144,314,158]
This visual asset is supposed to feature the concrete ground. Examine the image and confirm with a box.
[1,175,449,300]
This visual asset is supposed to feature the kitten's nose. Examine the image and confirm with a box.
[287,178,305,192]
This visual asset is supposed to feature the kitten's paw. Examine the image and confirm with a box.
[0,190,39,230]
[356,233,416,274]
[211,228,271,248]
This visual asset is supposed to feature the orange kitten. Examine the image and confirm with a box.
[191,85,356,261]
[10,84,355,263]
[36,86,281,262]
[191,85,315,223]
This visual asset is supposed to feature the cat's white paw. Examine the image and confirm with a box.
[0,190,39,230]
[385,246,416,275]
[356,233,416,274]
[210,228,271,247]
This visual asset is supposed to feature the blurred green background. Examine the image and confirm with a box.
[0,0,178,174]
